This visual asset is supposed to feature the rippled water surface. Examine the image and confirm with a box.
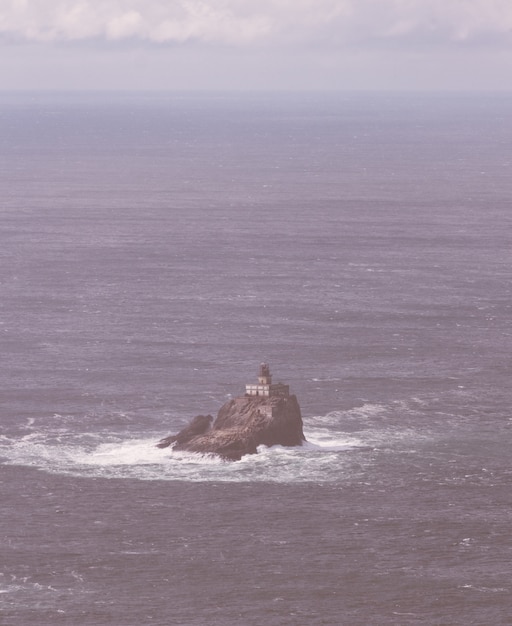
[1,92,512,625]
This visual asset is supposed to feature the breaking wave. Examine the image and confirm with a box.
[0,403,430,483]
[0,429,371,483]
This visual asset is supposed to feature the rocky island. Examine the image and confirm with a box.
[157,364,306,461]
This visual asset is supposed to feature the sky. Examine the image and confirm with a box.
[1,0,512,91]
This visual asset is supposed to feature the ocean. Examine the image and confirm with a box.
[0,91,511,625]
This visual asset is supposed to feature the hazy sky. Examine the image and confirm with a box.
[1,0,512,90]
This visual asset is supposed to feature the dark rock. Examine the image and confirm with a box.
[157,364,306,461]
[156,414,213,449]
[175,395,305,460]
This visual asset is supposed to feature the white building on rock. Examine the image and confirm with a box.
[245,363,290,398]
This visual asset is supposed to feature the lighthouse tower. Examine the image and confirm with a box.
[245,363,290,398]
[258,363,272,385]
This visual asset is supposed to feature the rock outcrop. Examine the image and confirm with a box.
[156,414,213,448]
[157,365,306,461]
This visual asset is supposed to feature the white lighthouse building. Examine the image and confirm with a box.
[245,363,290,397]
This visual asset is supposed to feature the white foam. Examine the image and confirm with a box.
[77,438,172,467]
[304,431,365,451]
[0,574,59,599]
[0,428,373,483]
[0,402,429,483]
[307,403,389,427]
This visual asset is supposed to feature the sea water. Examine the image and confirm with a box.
[1,91,511,625]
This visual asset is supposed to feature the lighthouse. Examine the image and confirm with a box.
[245,363,290,398]
[258,363,272,385]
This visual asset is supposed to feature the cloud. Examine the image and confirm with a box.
[0,0,274,44]
[1,0,512,47]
